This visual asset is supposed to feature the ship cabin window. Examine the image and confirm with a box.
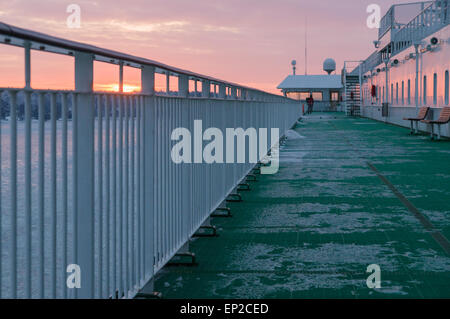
[391,83,394,104]
[396,82,399,105]
[445,70,449,105]
[331,92,339,101]
[402,81,404,105]
[286,92,310,100]
[433,73,437,106]
[311,92,323,101]
[423,75,427,105]
[408,79,411,105]
[286,91,323,101]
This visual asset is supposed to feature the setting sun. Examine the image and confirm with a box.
[94,83,142,93]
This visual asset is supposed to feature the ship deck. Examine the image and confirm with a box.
[154,113,450,298]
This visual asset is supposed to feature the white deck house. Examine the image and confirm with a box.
[277,74,343,112]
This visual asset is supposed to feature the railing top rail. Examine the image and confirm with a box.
[0,21,282,97]
[396,1,440,31]
[359,0,449,75]
[378,1,434,39]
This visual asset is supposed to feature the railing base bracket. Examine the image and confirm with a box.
[211,207,232,218]
[193,225,218,237]
[135,292,163,299]
[226,193,243,202]
[252,168,261,175]
[238,183,251,191]
[167,252,197,266]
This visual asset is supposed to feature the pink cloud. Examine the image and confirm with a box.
[0,0,414,93]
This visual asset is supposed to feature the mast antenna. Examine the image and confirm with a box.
[305,17,308,76]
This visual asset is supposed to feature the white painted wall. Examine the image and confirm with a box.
[361,105,450,138]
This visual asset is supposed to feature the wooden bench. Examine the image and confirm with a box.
[403,107,430,134]
[421,107,450,140]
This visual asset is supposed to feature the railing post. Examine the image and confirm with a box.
[178,74,189,97]
[141,65,155,95]
[74,51,95,299]
[231,87,237,99]
[24,41,31,89]
[241,89,247,100]
[119,61,124,93]
[166,72,170,94]
[445,0,450,23]
[202,80,210,98]
[219,84,226,99]
[140,65,156,293]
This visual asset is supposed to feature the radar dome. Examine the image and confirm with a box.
[323,58,336,75]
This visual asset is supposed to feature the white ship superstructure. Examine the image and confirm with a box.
[356,1,450,137]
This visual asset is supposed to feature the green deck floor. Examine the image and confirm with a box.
[154,113,450,299]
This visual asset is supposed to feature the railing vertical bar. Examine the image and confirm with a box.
[168,99,172,254]
[179,98,183,246]
[129,96,136,288]
[155,97,159,266]
[50,92,57,298]
[169,98,173,251]
[71,93,78,299]
[38,92,45,298]
[61,92,68,299]
[124,95,130,295]
[118,94,123,297]
[157,98,162,265]
[111,94,117,298]
[135,96,140,287]
[143,92,155,288]
[97,94,104,298]
[137,95,144,283]
[163,98,167,258]
[176,98,179,246]
[9,90,18,299]
[24,90,32,298]
[176,99,180,247]
[0,89,2,300]
[137,96,141,287]
[105,94,111,298]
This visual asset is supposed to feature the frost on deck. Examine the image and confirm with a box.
[155,113,450,299]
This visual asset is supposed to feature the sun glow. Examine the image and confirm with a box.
[94,83,141,93]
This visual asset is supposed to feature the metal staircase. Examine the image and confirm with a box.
[344,75,361,116]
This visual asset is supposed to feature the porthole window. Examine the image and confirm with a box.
[445,70,449,105]
[402,81,405,105]
[433,73,437,106]
[423,75,427,105]
[391,83,394,104]
[396,82,399,105]
[408,79,411,105]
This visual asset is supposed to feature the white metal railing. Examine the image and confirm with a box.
[378,1,434,40]
[379,6,395,39]
[359,1,449,76]
[394,0,449,45]
[0,22,300,298]
[360,51,382,76]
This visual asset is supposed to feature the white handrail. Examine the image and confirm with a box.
[0,25,301,299]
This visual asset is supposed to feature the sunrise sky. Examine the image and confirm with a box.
[0,0,415,94]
